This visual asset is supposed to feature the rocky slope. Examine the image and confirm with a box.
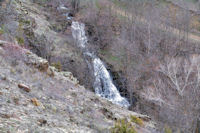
[0,40,157,132]
[1,0,91,89]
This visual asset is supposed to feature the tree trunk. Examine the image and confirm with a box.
[196,119,200,133]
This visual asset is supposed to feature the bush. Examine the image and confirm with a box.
[0,28,4,35]
[130,115,144,126]
[16,37,24,45]
[0,25,6,35]
[111,119,137,133]
[52,61,62,72]
[164,125,172,133]
[19,19,31,25]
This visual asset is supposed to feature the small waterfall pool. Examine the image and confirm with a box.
[71,21,130,108]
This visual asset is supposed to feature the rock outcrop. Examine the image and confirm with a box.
[4,0,91,89]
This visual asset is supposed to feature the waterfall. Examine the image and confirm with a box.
[71,21,130,107]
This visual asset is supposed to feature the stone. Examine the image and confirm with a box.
[13,97,20,105]
[47,67,54,77]
[4,21,19,36]
[62,71,73,78]
[25,53,49,72]
[0,74,6,80]
[18,83,31,92]
[1,114,12,119]
[5,87,9,90]
[51,105,57,112]
[31,98,40,106]
[38,119,47,126]
[0,40,9,45]
[0,47,5,55]
[38,60,49,72]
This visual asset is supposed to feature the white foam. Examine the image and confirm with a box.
[71,21,130,107]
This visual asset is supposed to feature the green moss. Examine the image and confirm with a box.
[0,28,4,35]
[16,21,25,46]
[130,115,144,126]
[7,99,11,103]
[52,62,62,72]
[164,125,172,133]
[111,119,137,133]
[110,55,119,62]
[16,36,24,45]
[0,25,6,34]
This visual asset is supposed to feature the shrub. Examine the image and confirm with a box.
[130,115,144,126]
[16,36,24,45]
[19,19,31,25]
[111,119,137,133]
[164,125,172,133]
[52,61,62,71]
[0,28,4,35]
[0,25,6,35]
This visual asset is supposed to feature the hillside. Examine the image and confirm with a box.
[0,41,156,132]
[1,0,200,132]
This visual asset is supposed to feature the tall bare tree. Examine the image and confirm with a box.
[71,0,80,13]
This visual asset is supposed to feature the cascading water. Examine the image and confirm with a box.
[71,21,130,107]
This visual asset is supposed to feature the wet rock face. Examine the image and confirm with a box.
[71,21,130,107]
[105,63,140,109]
[107,64,130,98]
[85,23,137,107]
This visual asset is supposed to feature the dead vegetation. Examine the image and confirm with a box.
[1,0,200,132]
[82,0,200,132]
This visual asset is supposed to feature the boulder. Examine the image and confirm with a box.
[18,83,31,92]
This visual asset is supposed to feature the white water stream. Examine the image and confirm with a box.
[71,21,130,107]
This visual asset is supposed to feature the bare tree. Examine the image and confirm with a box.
[158,55,200,96]
[71,0,80,13]
[153,55,200,132]
[81,0,199,131]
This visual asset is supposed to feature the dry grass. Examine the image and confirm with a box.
[130,115,144,126]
